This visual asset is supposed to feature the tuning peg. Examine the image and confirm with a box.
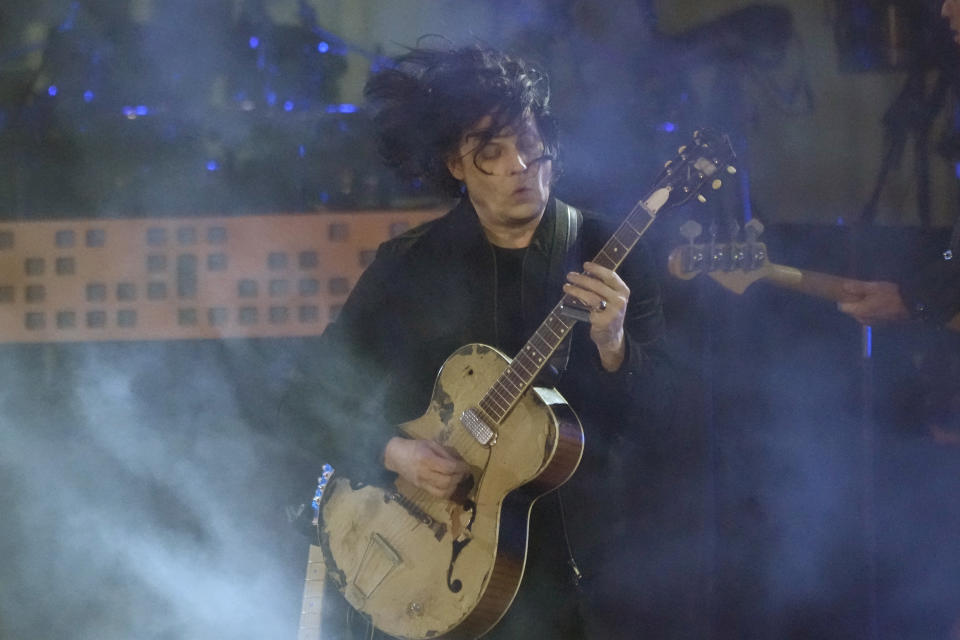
[679,220,702,243]
[697,194,707,203]
[711,179,722,190]
[744,218,764,242]
[726,166,737,175]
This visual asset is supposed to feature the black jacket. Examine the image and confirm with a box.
[283,196,675,487]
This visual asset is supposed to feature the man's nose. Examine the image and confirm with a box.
[507,148,534,174]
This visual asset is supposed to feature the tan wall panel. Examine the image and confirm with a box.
[0,209,444,343]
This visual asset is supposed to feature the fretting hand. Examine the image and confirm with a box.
[563,261,629,372]
[837,280,910,326]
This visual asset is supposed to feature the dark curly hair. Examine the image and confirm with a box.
[363,44,559,198]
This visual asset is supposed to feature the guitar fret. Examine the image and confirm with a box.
[505,368,527,393]
[498,371,523,395]
[479,396,505,421]
[529,334,553,359]
[511,356,535,379]
[607,236,629,258]
[612,227,638,251]
[523,343,547,366]
[595,250,617,270]
[543,313,569,338]
[485,389,511,414]
[497,371,523,395]
[492,380,517,405]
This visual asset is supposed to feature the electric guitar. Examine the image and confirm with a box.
[314,130,736,640]
[667,237,960,332]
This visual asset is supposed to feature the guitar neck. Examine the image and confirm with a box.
[762,263,960,331]
[297,544,327,640]
[760,263,861,303]
[476,193,664,425]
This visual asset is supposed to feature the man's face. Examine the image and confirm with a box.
[944,0,960,44]
[446,114,553,236]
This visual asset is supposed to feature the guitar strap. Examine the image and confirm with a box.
[541,199,582,382]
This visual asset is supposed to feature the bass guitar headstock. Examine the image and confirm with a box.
[667,219,773,294]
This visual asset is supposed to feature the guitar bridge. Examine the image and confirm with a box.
[460,408,496,446]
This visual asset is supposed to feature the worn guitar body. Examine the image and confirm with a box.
[319,343,584,640]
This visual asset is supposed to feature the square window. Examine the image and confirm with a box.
[25,312,45,330]
[56,311,76,329]
[328,223,349,241]
[298,250,318,269]
[238,306,258,325]
[208,307,228,326]
[86,310,107,328]
[298,305,319,323]
[0,286,14,303]
[268,252,289,270]
[328,277,350,295]
[0,231,14,250]
[117,283,136,300]
[238,279,259,298]
[298,278,319,296]
[146,227,167,246]
[85,229,106,247]
[25,285,45,303]
[25,257,45,276]
[269,279,289,296]
[359,250,377,267]
[146,254,168,273]
[55,257,75,275]
[55,230,75,248]
[269,306,289,324]
[206,226,228,244]
[207,253,228,271]
[117,309,137,327]
[86,283,107,302]
[178,308,198,326]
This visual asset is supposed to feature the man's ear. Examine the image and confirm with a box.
[446,155,465,182]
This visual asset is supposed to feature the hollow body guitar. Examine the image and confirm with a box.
[316,130,736,640]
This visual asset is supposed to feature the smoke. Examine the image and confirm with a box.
[0,341,307,639]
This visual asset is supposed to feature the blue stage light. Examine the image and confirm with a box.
[657,121,676,133]
[83,90,94,102]
[249,36,260,49]
[338,104,357,113]
[284,101,294,112]
[206,161,219,172]
[266,91,277,106]
[135,105,149,116]
[48,85,58,97]
[317,41,330,53]
[299,145,306,158]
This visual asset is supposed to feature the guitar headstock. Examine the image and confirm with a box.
[650,129,737,210]
[667,240,772,294]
